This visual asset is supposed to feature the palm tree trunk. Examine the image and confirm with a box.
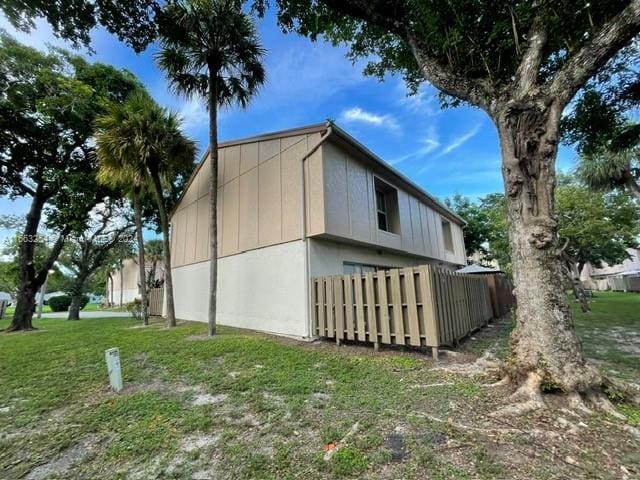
[132,191,149,325]
[149,172,176,327]
[208,69,219,337]
[119,259,124,307]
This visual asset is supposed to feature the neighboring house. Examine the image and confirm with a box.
[169,122,467,338]
[580,248,640,290]
[106,258,165,306]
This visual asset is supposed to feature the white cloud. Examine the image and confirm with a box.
[178,98,209,131]
[396,82,441,116]
[339,107,399,131]
[390,126,439,165]
[436,123,482,157]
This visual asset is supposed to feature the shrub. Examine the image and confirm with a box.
[80,295,89,310]
[48,295,72,312]
[125,298,143,320]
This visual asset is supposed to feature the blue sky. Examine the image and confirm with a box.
[0,9,580,243]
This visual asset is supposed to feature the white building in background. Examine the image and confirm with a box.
[168,122,467,339]
[106,258,165,306]
[580,248,640,290]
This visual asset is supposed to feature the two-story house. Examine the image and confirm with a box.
[169,122,466,338]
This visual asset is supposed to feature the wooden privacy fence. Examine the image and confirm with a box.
[149,287,164,316]
[485,273,515,317]
[312,265,499,353]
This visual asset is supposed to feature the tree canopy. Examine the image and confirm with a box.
[0,0,161,51]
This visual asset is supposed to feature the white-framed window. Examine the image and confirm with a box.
[442,219,454,253]
[374,177,400,234]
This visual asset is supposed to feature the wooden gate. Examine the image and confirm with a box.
[149,288,164,316]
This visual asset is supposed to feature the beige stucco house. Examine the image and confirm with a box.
[169,122,467,338]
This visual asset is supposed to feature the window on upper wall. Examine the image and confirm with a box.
[442,219,454,253]
[374,177,400,234]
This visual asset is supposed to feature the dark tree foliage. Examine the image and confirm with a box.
[445,193,490,259]
[0,0,161,52]
[0,33,141,330]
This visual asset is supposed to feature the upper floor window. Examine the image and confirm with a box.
[442,219,454,253]
[374,177,400,234]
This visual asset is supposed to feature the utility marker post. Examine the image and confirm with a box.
[105,347,123,392]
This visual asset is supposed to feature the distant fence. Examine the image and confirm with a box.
[312,265,513,352]
[607,276,640,292]
[149,288,164,316]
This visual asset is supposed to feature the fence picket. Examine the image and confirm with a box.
[344,275,355,340]
[365,272,378,344]
[354,275,367,341]
[377,271,391,343]
[333,276,344,343]
[390,269,405,345]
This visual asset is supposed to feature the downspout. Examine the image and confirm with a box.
[301,124,333,339]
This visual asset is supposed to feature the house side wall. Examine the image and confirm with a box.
[320,140,466,266]
[171,132,325,267]
[171,240,309,337]
[308,237,448,278]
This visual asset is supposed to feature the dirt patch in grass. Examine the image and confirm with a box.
[25,435,98,480]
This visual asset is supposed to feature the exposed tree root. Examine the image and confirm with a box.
[492,371,546,417]
[434,351,503,378]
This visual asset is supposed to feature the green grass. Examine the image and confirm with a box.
[572,291,640,381]
[0,292,638,479]
[5,302,103,315]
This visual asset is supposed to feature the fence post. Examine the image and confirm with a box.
[418,265,439,357]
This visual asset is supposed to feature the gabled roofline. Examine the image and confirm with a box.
[171,121,464,225]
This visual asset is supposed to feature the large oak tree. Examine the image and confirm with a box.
[0,33,140,330]
[263,0,640,400]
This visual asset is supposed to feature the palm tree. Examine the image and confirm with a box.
[577,148,640,201]
[96,91,196,327]
[96,133,151,325]
[156,0,265,336]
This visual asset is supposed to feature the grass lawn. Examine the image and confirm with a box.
[5,302,103,315]
[0,292,638,479]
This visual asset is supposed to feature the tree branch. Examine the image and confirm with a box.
[35,225,71,287]
[319,0,491,108]
[514,16,548,96]
[548,0,640,104]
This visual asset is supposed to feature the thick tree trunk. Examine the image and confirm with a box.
[208,71,219,337]
[150,173,176,327]
[68,293,82,321]
[496,99,600,393]
[67,272,88,321]
[9,190,46,331]
[133,191,149,325]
